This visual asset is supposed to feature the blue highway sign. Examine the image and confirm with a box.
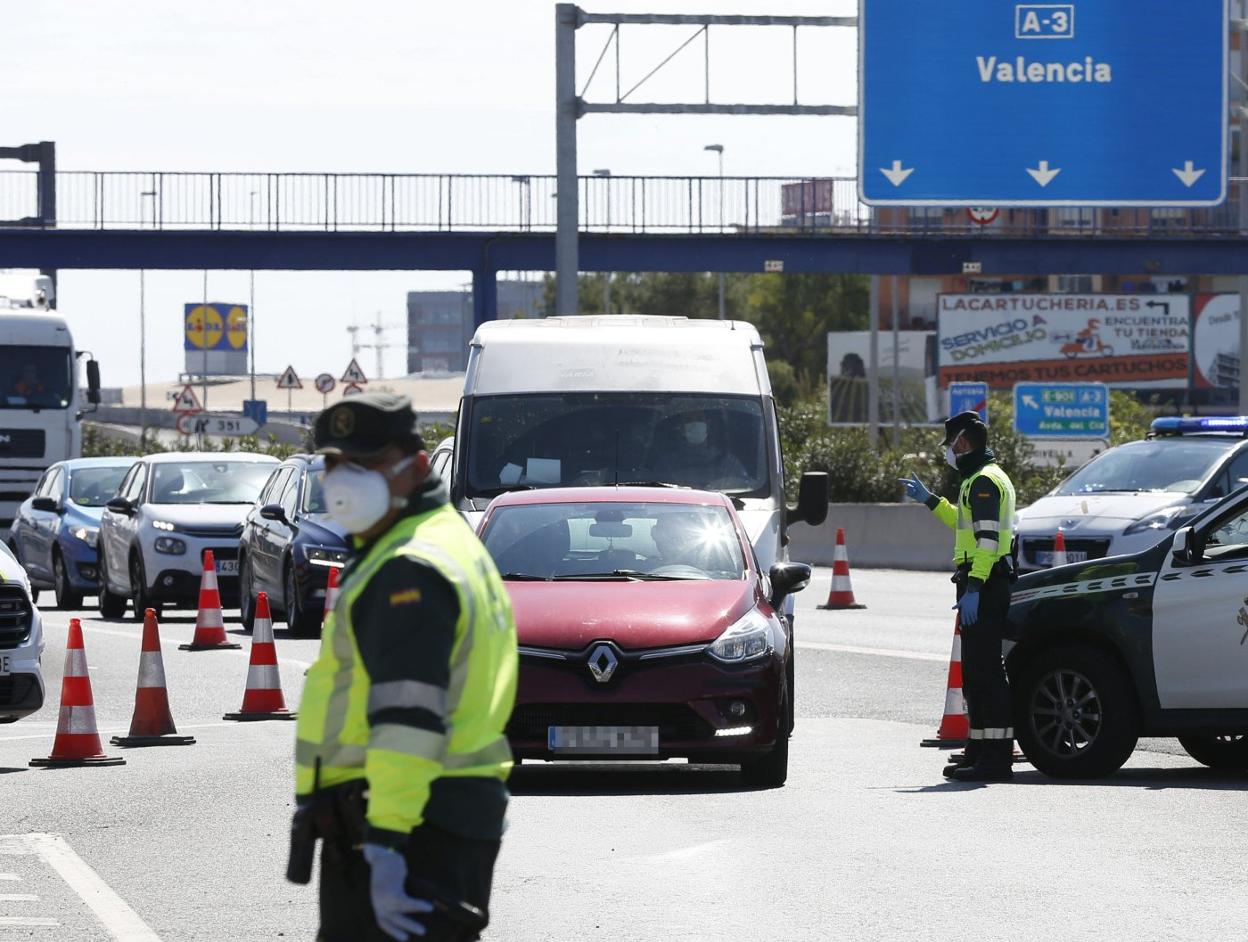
[949,382,989,424]
[859,1,1228,206]
[1013,383,1109,439]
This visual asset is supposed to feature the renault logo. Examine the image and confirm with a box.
[587,644,618,683]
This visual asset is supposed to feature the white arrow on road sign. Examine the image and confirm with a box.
[1026,161,1062,187]
[1022,394,1039,409]
[879,160,914,187]
[176,412,260,437]
[341,358,368,385]
[275,366,302,390]
[1172,161,1206,188]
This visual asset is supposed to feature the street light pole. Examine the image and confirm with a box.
[249,190,257,405]
[138,190,155,445]
[704,144,726,319]
[594,169,611,314]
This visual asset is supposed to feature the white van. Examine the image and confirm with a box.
[451,316,828,619]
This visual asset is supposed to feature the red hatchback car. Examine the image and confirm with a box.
[477,487,811,787]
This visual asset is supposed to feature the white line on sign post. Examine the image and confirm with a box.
[0,834,161,941]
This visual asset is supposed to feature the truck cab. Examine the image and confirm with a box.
[450,316,828,618]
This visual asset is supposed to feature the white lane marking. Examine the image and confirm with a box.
[0,720,292,743]
[0,917,59,927]
[0,874,19,880]
[0,894,37,901]
[0,834,161,941]
[796,640,947,663]
[644,839,731,861]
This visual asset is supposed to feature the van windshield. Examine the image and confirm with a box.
[464,393,772,502]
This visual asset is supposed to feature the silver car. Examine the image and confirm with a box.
[97,453,278,619]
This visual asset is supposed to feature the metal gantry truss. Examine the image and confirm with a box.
[554,5,858,315]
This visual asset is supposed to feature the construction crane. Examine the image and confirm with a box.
[346,313,406,381]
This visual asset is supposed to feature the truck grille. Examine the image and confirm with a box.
[0,586,33,650]
[0,429,45,460]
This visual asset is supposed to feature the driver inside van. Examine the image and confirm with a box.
[653,409,749,490]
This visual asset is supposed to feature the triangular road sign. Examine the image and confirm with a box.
[171,384,202,414]
[340,358,368,385]
[275,365,302,390]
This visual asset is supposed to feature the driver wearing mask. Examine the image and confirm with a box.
[655,409,749,490]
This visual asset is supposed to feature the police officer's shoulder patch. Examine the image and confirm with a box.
[389,588,423,607]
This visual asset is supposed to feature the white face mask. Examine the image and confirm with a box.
[684,421,709,446]
[322,455,416,534]
[943,432,964,470]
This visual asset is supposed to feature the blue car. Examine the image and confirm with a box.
[8,457,137,609]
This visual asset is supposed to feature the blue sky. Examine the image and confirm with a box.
[3,0,858,386]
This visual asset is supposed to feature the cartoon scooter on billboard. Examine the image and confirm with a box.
[1055,318,1115,359]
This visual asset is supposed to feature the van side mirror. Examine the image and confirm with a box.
[86,359,101,405]
[786,472,829,528]
[1171,526,1199,564]
[769,562,812,608]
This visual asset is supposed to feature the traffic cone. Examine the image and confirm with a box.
[224,592,295,721]
[819,528,866,610]
[179,550,241,651]
[111,609,195,747]
[30,619,125,767]
[321,566,340,627]
[1051,531,1068,568]
[920,614,968,748]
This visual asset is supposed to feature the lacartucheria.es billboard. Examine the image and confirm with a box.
[937,294,1189,390]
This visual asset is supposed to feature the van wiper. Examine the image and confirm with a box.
[500,572,550,581]
[473,485,537,498]
[615,481,685,489]
[552,569,698,582]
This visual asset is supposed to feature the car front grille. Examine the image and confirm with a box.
[1022,538,1112,565]
[508,703,711,742]
[0,586,33,650]
[181,524,244,539]
[0,674,37,706]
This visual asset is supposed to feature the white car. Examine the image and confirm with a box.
[1016,416,1248,572]
[0,540,45,723]
[97,453,278,620]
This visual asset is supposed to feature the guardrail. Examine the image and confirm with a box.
[0,169,1245,237]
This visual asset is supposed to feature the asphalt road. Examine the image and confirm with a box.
[1,568,1243,940]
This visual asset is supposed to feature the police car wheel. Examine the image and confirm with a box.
[1015,645,1139,779]
[1177,734,1248,771]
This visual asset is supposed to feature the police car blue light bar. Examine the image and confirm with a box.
[1150,416,1248,435]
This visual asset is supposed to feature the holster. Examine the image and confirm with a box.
[286,780,368,884]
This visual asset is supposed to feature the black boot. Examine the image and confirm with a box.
[947,739,1014,782]
[942,741,981,778]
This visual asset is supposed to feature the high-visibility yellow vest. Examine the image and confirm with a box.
[295,502,518,835]
[931,462,1016,581]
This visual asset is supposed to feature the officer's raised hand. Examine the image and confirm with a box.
[362,843,434,940]
[898,474,932,504]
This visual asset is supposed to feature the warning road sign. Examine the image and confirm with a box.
[341,358,368,385]
[276,366,302,390]
[342,382,364,397]
[171,385,202,414]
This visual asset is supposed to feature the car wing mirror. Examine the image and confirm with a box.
[105,496,133,516]
[31,496,62,514]
[259,503,287,524]
[786,472,829,528]
[1171,525,1200,565]
[768,562,812,608]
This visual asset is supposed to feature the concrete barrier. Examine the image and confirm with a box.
[788,504,951,571]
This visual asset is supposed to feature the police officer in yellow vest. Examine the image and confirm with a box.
[900,411,1017,782]
[289,393,517,941]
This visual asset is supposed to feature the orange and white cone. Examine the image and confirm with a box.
[112,609,195,747]
[819,528,866,610]
[31,619,125,767]
[1051,531,1068,568]
[920,614,968,748]
[321,566,341,628]
[224,592,295,721]
[180,550,241,651]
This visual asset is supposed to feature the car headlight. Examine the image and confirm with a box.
[1123,507,1189,536]
[72,526,99,548]
[305,546,349,567]
[708,608,773,664]
[154,536,187,555]
[152,520,177,532]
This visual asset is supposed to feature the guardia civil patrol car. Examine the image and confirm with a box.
[1007,418,1248,778]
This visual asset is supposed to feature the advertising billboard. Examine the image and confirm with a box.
[937,294,1189,389]
[184,303,249,377]
[1192,294,1240,390]
[826,330,934,425]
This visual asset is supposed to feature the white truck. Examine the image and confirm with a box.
[450,315,829,621]
[0,273,101,531]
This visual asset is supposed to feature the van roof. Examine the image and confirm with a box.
[467,316,770,396]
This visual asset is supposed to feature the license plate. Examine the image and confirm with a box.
[0,655,10,676]
[548,725,659,756]
[217,559,239,576]
[1036,550,1088,565]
